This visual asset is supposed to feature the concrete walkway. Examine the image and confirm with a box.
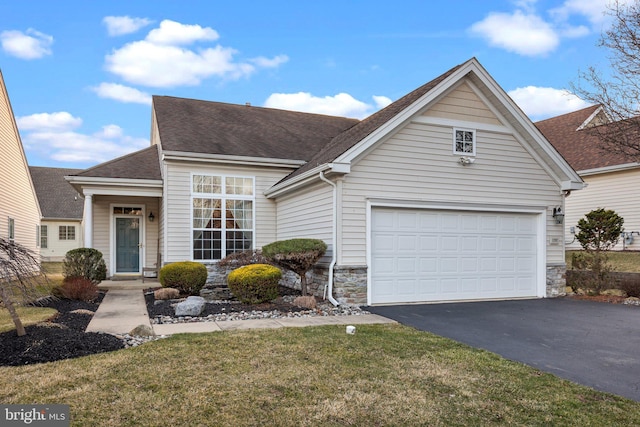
[87,282,395,336]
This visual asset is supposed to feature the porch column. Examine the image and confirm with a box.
[84,194,93,248]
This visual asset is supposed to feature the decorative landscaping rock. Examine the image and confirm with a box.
[129,324,156,337]
[175,296,206,316]
[155,287,180,300]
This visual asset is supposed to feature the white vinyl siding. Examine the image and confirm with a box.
[423,81,503,126]
[0,73,40,254]
[164,161,290,263]
[341,123,563,266]
[89,196,159,275]
[565,169,640,250]
[276,181,334,262]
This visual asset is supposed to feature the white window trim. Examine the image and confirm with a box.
[453,127,476,156]
[190,173,256,262]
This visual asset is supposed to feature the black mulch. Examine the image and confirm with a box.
[146,286,307,318]
[0,292,125,367]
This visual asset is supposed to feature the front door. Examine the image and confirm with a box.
[115,217,140,273]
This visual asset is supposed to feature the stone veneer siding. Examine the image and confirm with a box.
[202,262,565,304]
[546,263,567,297]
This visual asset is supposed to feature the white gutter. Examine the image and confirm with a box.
[319,171,340,307]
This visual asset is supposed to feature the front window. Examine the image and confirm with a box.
[453,128,476,156]
[59,225,76,241]
[192,174,254,261]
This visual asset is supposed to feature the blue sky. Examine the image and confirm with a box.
[0,0,614,168]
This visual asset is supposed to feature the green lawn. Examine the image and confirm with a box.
[0,306,57,333]
[1,324,638,426]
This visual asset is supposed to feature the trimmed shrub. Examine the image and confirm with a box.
[63,248,107,285]
[53,276,98,301]
[218,249,274,268]
[262,238,327,296]
[618,277,640,298]
[227,264,282,304]
[159,261,208,295]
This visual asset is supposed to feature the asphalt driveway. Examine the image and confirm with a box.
[367,298,640,401]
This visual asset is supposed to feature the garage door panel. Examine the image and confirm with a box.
[371,208,539,304]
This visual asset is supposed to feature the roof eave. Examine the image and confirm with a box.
[162,151,306,168]
[264,162,350,198]
[578,162,640,176]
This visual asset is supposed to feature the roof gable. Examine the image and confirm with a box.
[29,166,83,219]
[267,57,582,196]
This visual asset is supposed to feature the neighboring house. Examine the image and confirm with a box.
[535,106,640,251]
[0,70,41,255]
[29,166,84,261]
[66,58,583,305]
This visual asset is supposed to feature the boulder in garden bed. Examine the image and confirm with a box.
[175,296,206,316]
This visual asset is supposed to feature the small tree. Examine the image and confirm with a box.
[0,238,47,336]
[262,238,327,296]
[574,208,624,294]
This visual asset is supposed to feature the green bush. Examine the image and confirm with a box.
[227,264,282,304]
[218,249,274,268]
[53,276,98,301]
[159,261,208,295]
[618,277,640,298]
[62,248,107,285]
[262,238,327,296]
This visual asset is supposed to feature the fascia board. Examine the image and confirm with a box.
[162,151,305,168]
[578,162,640,176]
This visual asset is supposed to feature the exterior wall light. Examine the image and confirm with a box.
[552,207,564,224]
[148,211,155,222]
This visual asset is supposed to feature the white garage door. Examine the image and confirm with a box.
[371,208,539,304]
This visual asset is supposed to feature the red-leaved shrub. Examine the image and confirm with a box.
[53,276,98,301]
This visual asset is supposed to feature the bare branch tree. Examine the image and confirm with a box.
[0,238,48,336]
[571,0,640,159]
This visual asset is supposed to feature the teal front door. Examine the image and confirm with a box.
[116,217,140,273]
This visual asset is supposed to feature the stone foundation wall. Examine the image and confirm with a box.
[546,263,566,297]
[203,262,562,304]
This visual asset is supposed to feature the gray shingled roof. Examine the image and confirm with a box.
[73,145,161,180]
[29,166,83,219]
[535,105,635,171]
[153,96,359,161]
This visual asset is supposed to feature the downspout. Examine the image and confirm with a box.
[319,171,340,306]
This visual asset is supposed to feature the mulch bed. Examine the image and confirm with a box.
[0,292,124,367]
[145,286,307,318]
[567,294,630,304]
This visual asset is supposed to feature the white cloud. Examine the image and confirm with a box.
[0,28,53,59]
[91,82,152,105]
[550,0,609,26]
[145,20,219,45]
[508,86,590,120]
[16,112,82,131]
[105,19,288,88]
[373,95,392,109]
[469,11,559,56]
[103,16,153,36]
[264,92,389,119]
[17,112,148,165]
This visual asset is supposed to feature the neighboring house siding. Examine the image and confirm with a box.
[341,121,563,265]
[40,220,83,261]
[0,72,40,254]
[275,180,333,261]
[163,161,290,263]
[565,169,640,251]
[91,195,159,275]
